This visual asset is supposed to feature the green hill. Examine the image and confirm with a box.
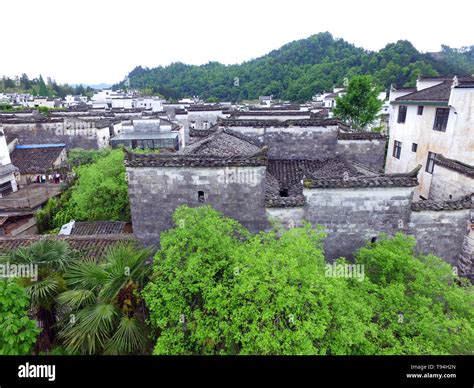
[118,32,474,102]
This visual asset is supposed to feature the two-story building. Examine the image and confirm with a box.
[386,76,474,200]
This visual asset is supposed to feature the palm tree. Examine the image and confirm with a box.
[56,243,152,355]
[3,239,76,352]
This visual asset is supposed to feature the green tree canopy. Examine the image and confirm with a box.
[0,281,40,355]
[54,149,130,225]
[333,75,384,130]
[143,206,474,355]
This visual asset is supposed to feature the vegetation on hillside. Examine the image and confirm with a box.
[116,32,474,102]
[0,73,95,98]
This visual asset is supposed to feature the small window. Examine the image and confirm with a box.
[411,143,418,152]
[198,191,205,202]
[397,105,407,123]
[433,108,449,132]
[279,188,289,197]
[426,151,437,174]
[393,140,402,159]
[417,106,424,115]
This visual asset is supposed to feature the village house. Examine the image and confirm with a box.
[110,118,181,151]
[0,129,19,197]
[126,116,473,281]
[10,144,67,187]
[386,75,474,200]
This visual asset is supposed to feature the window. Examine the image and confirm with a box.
[279,188,289,197]
[433,108,450,132]
[417,106,424,115]
[411,143,418,152]
[393,141,402,159]
[397,105,407,123]
[198,191,205,203]
[426,151,437,174]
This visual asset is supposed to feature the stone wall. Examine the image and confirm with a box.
[409,208,470,266]
[303,186,415,261]
[335,139,387,172]
[228,125,339,160]
[127,165,269,246]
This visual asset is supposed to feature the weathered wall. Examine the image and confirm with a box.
[335,139,387,172]
[303,186,415,261]
[127,166,269,246]
[409,208,470,266]
[265,207,306,229]
[1,121,109,149]
[429,164,474,201]
[229,125,339,160]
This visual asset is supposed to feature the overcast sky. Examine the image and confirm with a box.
[2,0,473,85]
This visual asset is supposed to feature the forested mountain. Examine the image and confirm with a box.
[117,32,474,102]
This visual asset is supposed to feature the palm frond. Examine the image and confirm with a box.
[64,260,108,291]
[104,315,149,355]
[58,303,119,355]
[57,289,97,310]
[26,275,63,307]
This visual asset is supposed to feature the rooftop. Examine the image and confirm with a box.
[10,145,65,175]
[125,129,267,168]
[69,221,132,236]
[0,234,137,260]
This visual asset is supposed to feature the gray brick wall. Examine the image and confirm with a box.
[429,164,474,201]
[409,209,470,266]
[127,166,269,246]
[303,186,415,261]
[335,139,387,172]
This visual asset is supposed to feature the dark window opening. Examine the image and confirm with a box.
[279,188,289,197]
[412,143,418,152]
[449,194,452,200]
[426,151,437,174]
[393,140,402,159]
[397,105,407,123]
[417,106,424,115]
[433,108,449,132]
[198,191,205,202]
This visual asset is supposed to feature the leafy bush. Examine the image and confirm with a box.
[0,281,40,355]
[143,206,474,355]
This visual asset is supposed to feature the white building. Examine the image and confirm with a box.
[0,128,19,197]
[386,76,474,200]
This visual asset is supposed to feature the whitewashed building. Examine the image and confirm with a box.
[386,76,474,200]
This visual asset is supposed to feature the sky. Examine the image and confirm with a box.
[2,0,473,85]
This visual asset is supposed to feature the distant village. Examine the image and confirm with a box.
[0,75,472,281]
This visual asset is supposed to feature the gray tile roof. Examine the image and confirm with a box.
[435,155,474,177]
[394,81,452,103]
[411,194,472,212]
[10,146,65,174]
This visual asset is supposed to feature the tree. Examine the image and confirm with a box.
[57,244,152,355]
[355,234,474,355]
[54,149,130,225]
[1,240,75,352]
[0,281,40,355]
[143,206,375,355]
[333,75,383,131]
[38,74,49,97]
